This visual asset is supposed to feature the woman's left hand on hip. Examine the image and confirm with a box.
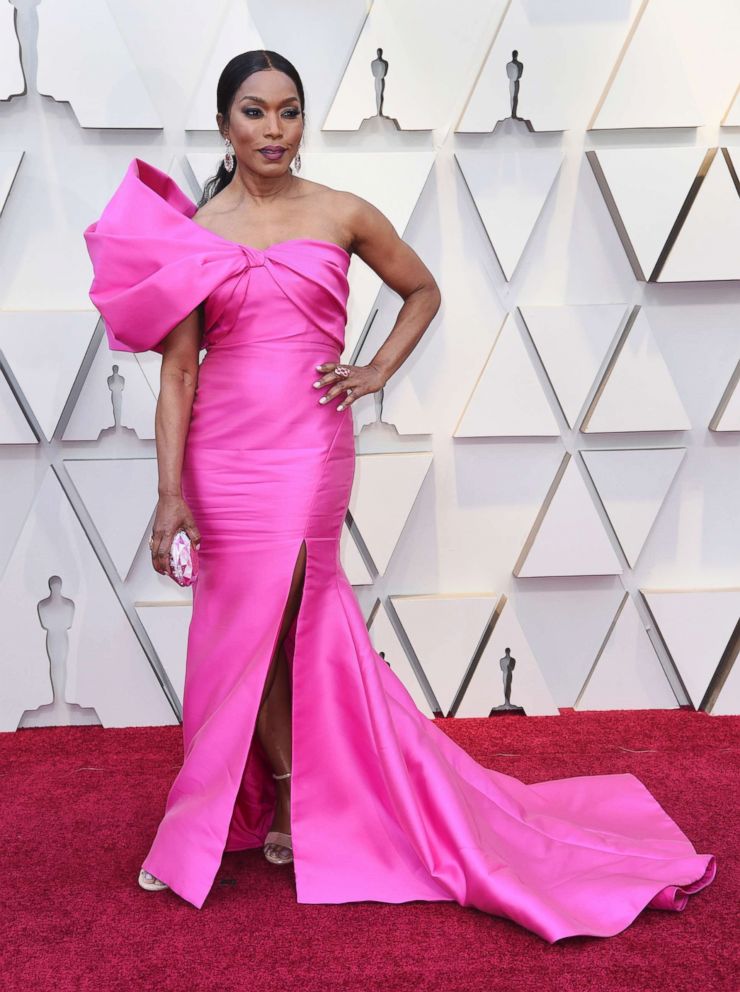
[312,362,387,411]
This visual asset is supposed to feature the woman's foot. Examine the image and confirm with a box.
[264,771,292,864]
[138,868,168,891]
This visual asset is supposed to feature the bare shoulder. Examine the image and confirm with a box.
[343,190,397,251]
[302,180,399,256]
[318,184,439,300]
[332,188,403,261]
[281,177,363,254]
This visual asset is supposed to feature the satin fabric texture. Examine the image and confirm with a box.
[82,158,716,942]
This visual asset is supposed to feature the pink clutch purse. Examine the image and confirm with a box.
[169,530,200,587]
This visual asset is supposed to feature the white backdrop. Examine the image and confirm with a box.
[1,0,739,731]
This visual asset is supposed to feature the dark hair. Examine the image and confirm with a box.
[198,50,305,206]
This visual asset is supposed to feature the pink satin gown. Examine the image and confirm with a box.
[83,158,716,942]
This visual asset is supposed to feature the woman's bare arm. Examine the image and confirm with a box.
[149,306,203,575]
[156,307,202,496]
[314,193,441,409]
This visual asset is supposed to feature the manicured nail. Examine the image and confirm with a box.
[312,381,320,387]
[337,404,345,411]
[319,396,328,403]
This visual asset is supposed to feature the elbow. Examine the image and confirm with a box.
[161,363,199,391]
[181,366,199,391]
[427,279,442,317]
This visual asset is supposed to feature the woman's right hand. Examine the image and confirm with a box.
[149,494,201,578]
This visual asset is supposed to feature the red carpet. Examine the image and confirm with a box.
[3,709,737,992]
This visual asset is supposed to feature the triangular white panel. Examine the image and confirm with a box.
[323,0,506,131]
[0,363,36,443]
[455,148,563,281]
[591,147,706,280]
[340,522,373,586]
[0,312,95,441]
[723,85,740,126]
[660,149,740,282]
[511,584,627,708]
[0,151,23,212]
[457,0,643,133]
[368,603,435,717]
[709,361,740,432]
[711,655,740,715]
[581,309,691,433]
[0,459,41,581]
[65,458,159,580]
[593,0,740,129]
[582,448,686,567]
[348,452,433,574]
[514,455,623,578]
[455,598,559,717]
[63,333,157,441]
[186,150,436,363]
[454,315,559,437]
[575,594,678,711]
[519,305,626,428]
[0,468,176,731]
[391,594,496,716]
[351,366,435,438]
[642,588,740,708]
[37,0,161,128]
[135,601,193,706]
[185,4,265,130]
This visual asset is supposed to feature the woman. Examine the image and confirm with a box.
[83,50,715,942]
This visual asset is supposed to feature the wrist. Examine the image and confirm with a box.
[369,361,391,386]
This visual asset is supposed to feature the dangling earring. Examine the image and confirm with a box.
[223,136,234,173]
[293,149,301,173]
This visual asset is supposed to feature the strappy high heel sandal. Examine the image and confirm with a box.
[138,868,169,891]
[264,770,293,865]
